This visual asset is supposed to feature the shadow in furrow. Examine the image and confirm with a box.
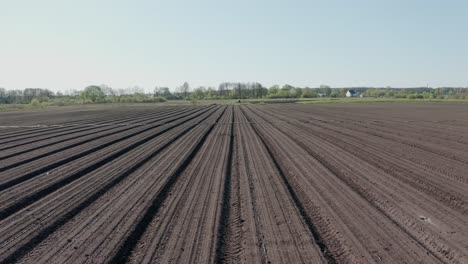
[214,107,235,264]
[0,107,191,154]
[240,106,337,264]
[0,106,211,192]
[246,105,446,264]
[0,107,222,264]
[110,106,228,264]
[0,107,214,219]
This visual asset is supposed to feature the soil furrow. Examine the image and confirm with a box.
[0,107,214,219]
[0,106,211,191]
[110,106,227,263]
[0,107,223,263]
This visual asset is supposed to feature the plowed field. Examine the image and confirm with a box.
[0,103,467,264]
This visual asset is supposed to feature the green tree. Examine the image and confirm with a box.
[340,88,348,97]
[192,87,206,100]
[301,88,317,98]
[181,82,190,98]
[422,92,434,99]
[268,85,280,95]
[319,85,331,97]
[282,84,295,91]
[205,87,217,99]
[81,85,105,103]
[385,90,395,97]
[289,88,298,98]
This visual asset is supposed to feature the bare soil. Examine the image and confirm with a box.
[0,102,467,263]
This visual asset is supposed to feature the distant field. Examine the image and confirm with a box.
[0,103,467,263]
[297,98,468,104]
[2,97,468,113]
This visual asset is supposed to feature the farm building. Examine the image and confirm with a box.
[346,89,358,97]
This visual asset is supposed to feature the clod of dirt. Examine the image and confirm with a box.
[419,216,431,223]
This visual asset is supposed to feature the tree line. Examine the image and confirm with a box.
[154,84,468,100]
[1,84,468,105]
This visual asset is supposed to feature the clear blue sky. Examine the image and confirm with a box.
[1,0,467,92]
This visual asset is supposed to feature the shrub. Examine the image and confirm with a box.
[30,98,40,107]
[154,96,167,103]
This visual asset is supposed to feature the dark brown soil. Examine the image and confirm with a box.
[0,103,467,264]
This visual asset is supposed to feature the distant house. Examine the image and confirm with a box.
[346,89,358,97]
